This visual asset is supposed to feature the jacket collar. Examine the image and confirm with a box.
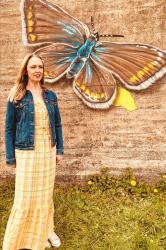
[26,88,49,101]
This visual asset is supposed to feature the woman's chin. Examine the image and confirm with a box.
[31,77,42,82]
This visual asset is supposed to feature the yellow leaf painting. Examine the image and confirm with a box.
[113,87,137,111]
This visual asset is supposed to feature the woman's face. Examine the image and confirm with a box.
[26,56,44,83]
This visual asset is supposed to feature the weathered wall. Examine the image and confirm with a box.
[0,0,166,184]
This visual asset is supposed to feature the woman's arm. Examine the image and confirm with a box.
[5,100,16,165]
[54,95,64,155]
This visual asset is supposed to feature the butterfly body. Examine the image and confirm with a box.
[67,37,96,79]
[20,0,166,109]
[77,38,96,58]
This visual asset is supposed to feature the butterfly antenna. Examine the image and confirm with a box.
[100,34,124,38]
[90,16,96,33]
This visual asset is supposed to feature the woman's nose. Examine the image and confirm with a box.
[35,67,42,72]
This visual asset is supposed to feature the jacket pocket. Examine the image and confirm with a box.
[15,101,29,120]
[15,101,29,110]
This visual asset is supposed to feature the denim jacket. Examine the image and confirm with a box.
[5,89,64,165]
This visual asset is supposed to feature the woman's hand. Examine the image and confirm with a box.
[56,154,63,163]
[11,163,16,168]
[6,163,16,168]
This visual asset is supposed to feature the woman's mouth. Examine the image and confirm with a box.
[34,74,41,77]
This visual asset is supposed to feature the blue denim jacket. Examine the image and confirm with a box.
[5,89,64,165]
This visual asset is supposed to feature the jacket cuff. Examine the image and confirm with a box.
[56,148,64,155]
[6,158,16,165]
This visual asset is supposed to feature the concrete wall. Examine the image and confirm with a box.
[0,0,166,184]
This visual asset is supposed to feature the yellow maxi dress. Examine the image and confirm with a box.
[3,98,57,250]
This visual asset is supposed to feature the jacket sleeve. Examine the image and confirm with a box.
[5,100,16,165]
[54,94,64,155]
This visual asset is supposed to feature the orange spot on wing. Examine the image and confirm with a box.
[27,11,33,19]
[90,92,102,100]
[143,66,150,73]
[28,19,34,27]
[90,92,96,99]
[80,85,86,91]
[28,26,33,33]
[29,34,36,42]
[84,88,90,95]
[50,71,56,77]
[100,93,105,99]
[129,75,139,83]
[147,62,155,69]
[96,93,101,99]
[76,82,80,87]
[137,70,145,78]
[129,61,158,84]
[28,6,32,11]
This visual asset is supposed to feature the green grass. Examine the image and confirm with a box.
[0,168,166,250]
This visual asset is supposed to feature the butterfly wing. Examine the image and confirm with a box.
[91,42,166,90]
[20,0,90,47]
[73,59,117,109]
[34,43,77,83]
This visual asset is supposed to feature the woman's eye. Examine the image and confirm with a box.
[30,65,43,69]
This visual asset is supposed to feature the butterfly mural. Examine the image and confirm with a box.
[20,0,166,110]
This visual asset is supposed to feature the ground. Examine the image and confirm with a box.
[0,168,165,250]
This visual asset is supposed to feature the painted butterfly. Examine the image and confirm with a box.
[20,0,166,109]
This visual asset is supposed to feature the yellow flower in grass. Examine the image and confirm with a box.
[162,175,166,179]
[130,179,137,186]
[88,180,93,185]
[153,188,158,193]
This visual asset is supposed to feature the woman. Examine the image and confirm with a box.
[3,53,64,250]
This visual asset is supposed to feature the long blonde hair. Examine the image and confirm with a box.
[8,53,48,103]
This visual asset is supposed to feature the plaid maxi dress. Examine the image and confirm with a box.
[3,98,57,250]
